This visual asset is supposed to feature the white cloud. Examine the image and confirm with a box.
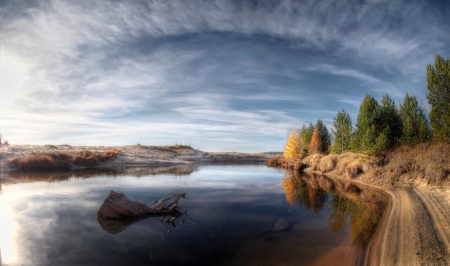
[0,0,447,151]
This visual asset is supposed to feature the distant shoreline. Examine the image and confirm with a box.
[0,144,279,172]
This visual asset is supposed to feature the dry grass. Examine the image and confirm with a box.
[278,142,450,187]
[345,161,362,179]
[9,153,72,171]
[302,152,361,175]
[334,152,361,174]
[318,155,337,173]
[324,143,449,186]
[382,143,450,185]
[304,153,321,171]
[302,152,363,179]
[9,148,120,171]
[147,145,193,153]
[73,148,119,167]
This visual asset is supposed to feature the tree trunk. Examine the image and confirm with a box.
[97,191,186,220]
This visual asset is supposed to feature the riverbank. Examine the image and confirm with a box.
[267,143,450,188]
[267,143,450,265]
[0,144,276,172]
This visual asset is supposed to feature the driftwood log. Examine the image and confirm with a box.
[97,191,186,220]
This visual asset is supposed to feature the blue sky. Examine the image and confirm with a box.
[0,0,449,152]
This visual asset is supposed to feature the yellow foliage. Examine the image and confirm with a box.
[282,177,296,207]
[283,128,301,159]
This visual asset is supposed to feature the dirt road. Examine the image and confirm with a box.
[364,187,450,265]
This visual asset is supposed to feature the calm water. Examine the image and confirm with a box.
[0,164,387,266]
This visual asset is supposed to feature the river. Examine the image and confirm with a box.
[0,164,387,265]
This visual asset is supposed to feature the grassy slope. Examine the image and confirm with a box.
[301,143,450,187]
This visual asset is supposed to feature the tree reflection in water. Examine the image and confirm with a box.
[282,171,328,214]
[282,170,387,249]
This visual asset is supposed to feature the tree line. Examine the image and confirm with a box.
[284,54,450,159]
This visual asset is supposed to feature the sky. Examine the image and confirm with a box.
[0,0,449,152]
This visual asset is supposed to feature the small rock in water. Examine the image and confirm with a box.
[272,218,289,232]
[167,230,170,233]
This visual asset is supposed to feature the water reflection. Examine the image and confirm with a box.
[0,165,388,265]
[0,164,199,185]
[282,170,387,250]
[282,172,328,214]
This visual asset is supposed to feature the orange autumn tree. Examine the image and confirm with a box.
[308,119,331,154]
[308,127,320,154]
[283,128,302,159]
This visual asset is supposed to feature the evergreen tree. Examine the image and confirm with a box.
[426,54,450,142]
[352,94,382,155]
[352,93,403,154]
[400,93,431,145]
[331,109,353,154]
[308,119,331,154]
[380,93,402,149]
[299,123,314,156]
[283,128,301,159]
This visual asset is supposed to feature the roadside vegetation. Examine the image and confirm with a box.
[275,54,450,185]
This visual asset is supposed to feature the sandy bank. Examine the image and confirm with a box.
[363,186,450,265]
[0,144,276,171]
[308,164,450,265]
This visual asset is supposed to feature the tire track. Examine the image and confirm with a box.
[365,187,448,265]
[414,187,450,256]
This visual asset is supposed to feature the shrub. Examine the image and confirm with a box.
[318,155,337,173]
[425,166,449,185]
[345,161,362,179]
[9,153,72,171]
[73,148,119,167]
[9,148,120,170]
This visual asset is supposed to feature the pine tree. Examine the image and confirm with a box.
[308,119,331,154]
[400,93,431,145]
[331,109,353,154]
[352,94,381,154]
[380,93,402,149]
[283,128,301,159]
[299,123,314,156]
[318,120,331,153]
[352,93,402,155]
[426,54,450,142]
